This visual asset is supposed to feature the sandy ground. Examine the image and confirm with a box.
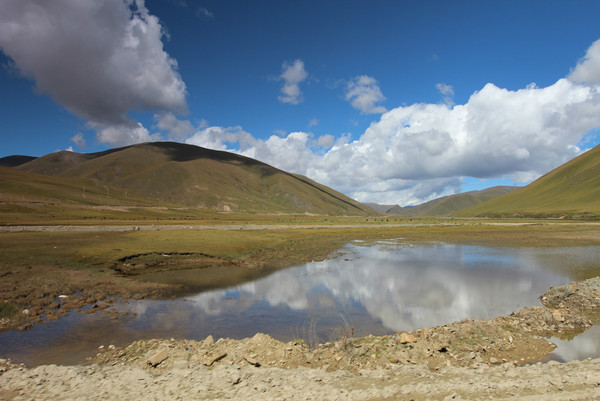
[1,357,600,401]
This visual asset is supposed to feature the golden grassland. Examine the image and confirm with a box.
[2,216,600,273]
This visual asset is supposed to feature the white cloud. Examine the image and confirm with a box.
[345,75,387,114]
[569,38,600,85]
[314,134,334,148]
[278,59,307,104]
[184,75,600,205]
[95,122,161,147]
[436,83,454,97]
[243,131,317,173]
[70,133,86,148]
[308,118,319,127]
[0,0,187,146]
[327,78,600,203]
[185,125,258,152]
[155,112,195,140]
[436,83,454,106]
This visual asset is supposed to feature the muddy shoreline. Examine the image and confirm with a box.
[1,278,599,400]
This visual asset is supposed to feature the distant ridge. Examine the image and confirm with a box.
[379,186,518,217]
[0,155,37,167]
[457,144,600,218]
[14,142,375,216]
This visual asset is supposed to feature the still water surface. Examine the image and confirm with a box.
[2,241,600,366]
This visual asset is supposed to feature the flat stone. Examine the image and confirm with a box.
[399,332,417,344]
[147,349,169,368]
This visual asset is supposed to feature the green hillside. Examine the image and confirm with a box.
[15,142,374,216]
[387,186,518,217]
[457,145,600,218]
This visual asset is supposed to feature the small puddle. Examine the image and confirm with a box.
[546,325,600,363]
[1,242,600,366]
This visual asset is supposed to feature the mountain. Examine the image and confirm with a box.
[14,142,374,216]
[0,155,37,167]
[457,144,600,218]
[0,165,155,207]
[386,186,518,217]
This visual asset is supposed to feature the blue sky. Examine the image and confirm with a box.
[1,0,600,205]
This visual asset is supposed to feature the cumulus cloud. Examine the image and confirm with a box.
[185,125,258,152]
[569,38,600,85]
[124,37,600,205]
[184,74,600,205]
[345,75,387,114]
[155,112,195,140]
[314,134,334,148]
[278,59,307,104]
[95,122,161,147]
[0,0,187,146]
[328,78,600,203]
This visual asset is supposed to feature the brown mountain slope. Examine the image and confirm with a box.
[457,144,600,218]
[385,186,518,216]
[16,142,374,216]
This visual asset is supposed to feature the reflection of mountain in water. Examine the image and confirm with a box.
[186,243,595,332]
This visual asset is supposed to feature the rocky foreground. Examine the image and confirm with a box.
[1,278,600,400]
[1,357,599,401]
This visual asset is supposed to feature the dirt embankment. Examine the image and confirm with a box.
[1,357,600,401]
[1,278,599,400]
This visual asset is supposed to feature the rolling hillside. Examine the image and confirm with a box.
[457,144,600,218]
[388,186,519,217]
[0,155,37,167]
[0,165,155,206]
[14,142,374,216]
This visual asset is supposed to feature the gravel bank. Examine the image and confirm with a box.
[1,358,600,400]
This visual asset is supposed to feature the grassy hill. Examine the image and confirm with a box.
[384,186,518,217]
[457,144,600,218]
[14,142,374,216]
[0,155,37,167]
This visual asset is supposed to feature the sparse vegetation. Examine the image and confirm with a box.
[0,302,19,319]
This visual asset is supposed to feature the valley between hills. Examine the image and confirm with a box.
[1,141,600,400]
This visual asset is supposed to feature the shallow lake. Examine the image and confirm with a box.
[2,240,600,366]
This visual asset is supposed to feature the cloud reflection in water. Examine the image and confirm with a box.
[182,242,578,333]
